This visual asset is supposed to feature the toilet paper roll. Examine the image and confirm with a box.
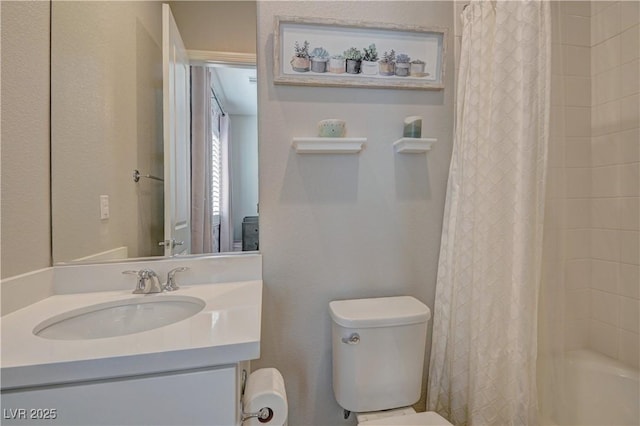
[243,368,288,426]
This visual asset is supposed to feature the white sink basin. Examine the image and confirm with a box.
[33,296,205,340]
[2,279,262,390]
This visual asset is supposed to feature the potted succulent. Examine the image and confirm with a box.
[378,49,396,76]
[329,55,346,73]
[310,47,330,73]
[410,59,426,76]
[343,47,363,74]
[361,43,379,75]
[290,40,310,72]
[395,53,411,77]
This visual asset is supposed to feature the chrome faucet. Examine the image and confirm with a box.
[122,269,162,294]
[123,266,189,293]
[165,267,189,291]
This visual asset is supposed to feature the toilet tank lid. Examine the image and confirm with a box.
[329,296,431,328]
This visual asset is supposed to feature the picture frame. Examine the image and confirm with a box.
[273,16,447,90]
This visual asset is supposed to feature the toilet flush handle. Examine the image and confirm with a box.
[342,333,360,344]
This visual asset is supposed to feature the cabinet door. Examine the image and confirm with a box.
[1,366,237,426]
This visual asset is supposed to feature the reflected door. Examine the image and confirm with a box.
[162,4,191,256]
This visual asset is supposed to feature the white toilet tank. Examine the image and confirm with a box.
[329,296,431,413]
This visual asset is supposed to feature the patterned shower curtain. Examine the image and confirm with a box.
[427,1,550,425]
[191,66,215,254]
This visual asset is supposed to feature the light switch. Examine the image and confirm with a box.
[100,195,110,220]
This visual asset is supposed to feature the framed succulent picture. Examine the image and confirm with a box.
[273,16,447,90]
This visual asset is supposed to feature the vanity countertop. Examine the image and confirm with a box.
[1,280,262,390]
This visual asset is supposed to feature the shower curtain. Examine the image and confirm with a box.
[427,1,550,425]
[191,66,215,254]
[219,114,233,253]
[191,67,233,253]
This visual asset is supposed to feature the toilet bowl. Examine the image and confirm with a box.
[356,408,451,425]
[329,296,453,426]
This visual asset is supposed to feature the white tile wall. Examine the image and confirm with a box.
[619,296,640,333]
[589,1,639,368]
[620,25,640,64]
[620,0,640,32]
[590,288,619,325]
[564,45,592,76]
[620,196,640,230]
[567,229,593,259]
[563,14,591,46]
[565,319,590,350]
[565,138,592,167]
[547,1,593,353]
[549,2,639,368]
[591,165,619,197]
[591,196,620,227]
[591,229,621,261]
[619,263,640,299]
[589,318,620,358]
[591,259,618,293]
[563,1,591,18]
[566,259,592,289]
[567,198,591,228]
[619,329,640,366]
[567,167,593,197]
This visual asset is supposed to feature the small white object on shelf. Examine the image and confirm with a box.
[317,119,347,137]
[393,137,436,154]
[292,137,367,154]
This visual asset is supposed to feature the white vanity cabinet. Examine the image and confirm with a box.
[1,363,247,426]
[1,259,263,426]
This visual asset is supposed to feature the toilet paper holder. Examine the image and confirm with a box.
[241,407,273,423]
[240,370,275,424]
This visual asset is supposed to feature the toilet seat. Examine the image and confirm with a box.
[358,411,452,426]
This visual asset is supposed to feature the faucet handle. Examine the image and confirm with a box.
[122,270,145,293]
[123,269,161,294]
[164,267,189,291]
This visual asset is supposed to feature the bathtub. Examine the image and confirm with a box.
[550,350,639,426]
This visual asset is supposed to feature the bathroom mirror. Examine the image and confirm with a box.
[51,1,258,264]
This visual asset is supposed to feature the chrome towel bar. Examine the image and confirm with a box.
[133,169,164,182]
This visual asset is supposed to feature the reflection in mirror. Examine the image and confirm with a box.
[51,1,257,264]
[191,64,258,255]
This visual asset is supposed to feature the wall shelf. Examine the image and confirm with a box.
[393,137,436,153]
[292,137,366,154]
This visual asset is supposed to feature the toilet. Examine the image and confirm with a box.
[329,296,452,426]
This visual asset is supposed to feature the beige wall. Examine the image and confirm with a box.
[51,1,164,262]
[169,1,257,53]
[255,2,454,424]
[1,1,52,278]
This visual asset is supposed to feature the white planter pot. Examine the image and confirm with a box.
[311,58,328,73]
[329,57,345,74]
[361,60,378,75]
[290,56,310,72]
[410,62,426,77]
[395,63,410,77]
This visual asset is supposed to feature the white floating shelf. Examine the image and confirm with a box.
[292,137,367,154]
[393,137,437,153]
